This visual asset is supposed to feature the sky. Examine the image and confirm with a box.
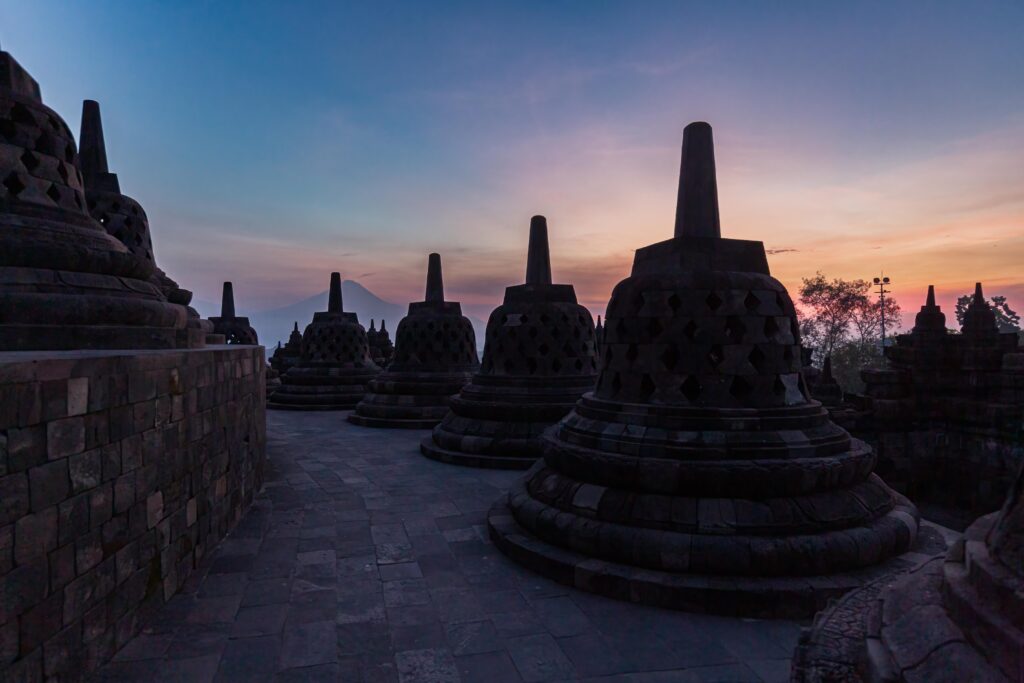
[3,1,1023,327]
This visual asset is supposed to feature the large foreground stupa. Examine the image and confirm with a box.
[421,217,599,468]
[0,47,194,350]
[349,253,479,428]
[487,123,927,617]
[268,272,379,410]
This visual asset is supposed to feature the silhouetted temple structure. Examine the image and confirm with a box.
[366,319,395,368]
[350,253,479,428]
[795,461,1024,681]
[269,321,303,375]
[209,282,258,345]
[487,122,930,617]
[268,272,380,410]
[859,283,1024,516]
[421,216,599,468]
[0,46,265,679]
[812,355,844,407]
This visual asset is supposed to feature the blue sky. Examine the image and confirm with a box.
[4,1,1023,323]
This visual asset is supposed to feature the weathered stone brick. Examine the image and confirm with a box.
[0,618,16,667]
[89,482,113,529]
[0,523,12,575]
[6,426,45,473]
[75,529,103,574]
[69,448,102,493]
[84,413,110,450]
[81,601,107,644]
[132,400,156,433]
[0,473,29,526]
[48,543,75,593]
[40,380,68,422]
[42,622,82,677]
[62,570,98,627]
[57,493,90,546]
[66,378,89,417]
[100,443,120,482]
[14,506,58,564]
[113,474,135,514]
[128,371,156,404]
[29,459,69,511]
[46,417,85,461]
[19,592,62,656]
[0,557,47,624]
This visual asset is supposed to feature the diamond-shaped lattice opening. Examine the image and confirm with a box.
[764,316,780,338]
[10,102,34,125]
[611,373,622,395]
[681,375,701,401]
[538,343,550,356]
[574,359,583,371]
[112,201,122,213]
[57,163,69,184]
[725,317,746,343]
[0,118,15,139]
[526,358,538,374]
[640,375,656,400]
[783,346,794,364]
[35,131,54,156]
[46,183,60,203]
[3,172,26,196]
[748,346,766,371]
[776,292,787,310]
[707,345,724,368]
[20,150,39,172]
[706,292,723,311]
[683,320,698,341]
[744,291,760,311]
[661,346,679,371]
[626,344,638,362]
[668,294,682,312]
[648,318,663,338]
[552,358,563,372]
[772,375,787,396]
[730,376,752,400]
[64,143,74,163]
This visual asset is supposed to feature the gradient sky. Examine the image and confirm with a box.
[4,1,1023,326]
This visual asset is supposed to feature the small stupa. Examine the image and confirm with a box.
[349,253,480,428]
[270,321,303,374]
[487,122,924,617]
[421,216,599,468]
[209,282,258,344]
[0,47,194,350]
[268,272,380,410]
[367,319,395,367]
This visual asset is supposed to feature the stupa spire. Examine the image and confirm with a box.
[328,272,343,313]
[913,284,946,334]
[369,319,376,331]
[926,284,936,307]
[525,216,552,285]
[220,282,236,318]
[973,282,985,304]
[79,100,119,192]
[673,121,721,239]
[425,253,445,302]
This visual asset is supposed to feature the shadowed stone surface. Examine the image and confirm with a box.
[422,217,599,469]
[793,462,1024,682]
[94,411,801,682]
[351,254,480,429]
[269,273,380,411]
[0,47,195,350]
[367,320,395,369]
[487,122,926,618]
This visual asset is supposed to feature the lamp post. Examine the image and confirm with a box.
[873,275,891,350]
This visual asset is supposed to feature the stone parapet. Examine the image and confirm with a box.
[0,345,266,680]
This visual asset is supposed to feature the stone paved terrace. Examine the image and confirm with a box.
[94,411,801,682]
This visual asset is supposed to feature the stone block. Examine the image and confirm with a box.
[0,473,29,526]
[89,482,113,529]
[69,448,102,493]
[0,558,47,624]
[48,543,75,592]
[19,592,62,656]
[66,378,89,417]
[29,459,69,510]
[14,506,58,564]
[146,492,164,529]
[47,417,85,461]
[6,426,45,473]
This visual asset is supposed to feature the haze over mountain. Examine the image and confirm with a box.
[193,280,487,351]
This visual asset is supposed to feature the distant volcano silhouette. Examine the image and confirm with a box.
[194,280,486,351]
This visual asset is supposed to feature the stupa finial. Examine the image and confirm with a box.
[79,100,114,188]
[974,282,985,304]
[381,320,386,332]
[673,122,721,239]
[425,253,444,303]
[328,272,343,313]
[525,215,552,285]
[220,282,235,318]
[926,284,936,307]
[369,319,376,331]
[293,321,299,332]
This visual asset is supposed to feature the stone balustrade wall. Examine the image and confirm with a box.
[0,346,266,680]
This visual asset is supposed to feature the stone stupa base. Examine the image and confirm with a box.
[487,464,945,619]
[348,374,471,429]
[267,367,375,411]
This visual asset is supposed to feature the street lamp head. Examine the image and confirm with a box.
[883,277,890,284]
[873,277,881,284]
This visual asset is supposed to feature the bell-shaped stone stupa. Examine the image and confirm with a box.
[209,282,258,344]
[421,217,599,468]
[0,47,193,350]
[268,272,380,410]
[270,321,303,374]
[487,122,925,617]
[349,253,480,428]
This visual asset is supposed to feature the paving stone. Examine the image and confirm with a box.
[505,633,576,682]
[281,621,338,669]
[456,650,523,683]
[215,635,280,682]
[445,620,504,656]
[232,603,288,638]
[394,647,460,683]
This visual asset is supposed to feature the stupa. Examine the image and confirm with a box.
[0,47,194,350]
[349,253,479,428]
[367,319,395,367]
[812,355,844,407]
[487,122,925,617]
[270,321,303,374]
[794,461,1024,681]
[421,216,599,468]
[209,281,258,344]
[268,272,380,410]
